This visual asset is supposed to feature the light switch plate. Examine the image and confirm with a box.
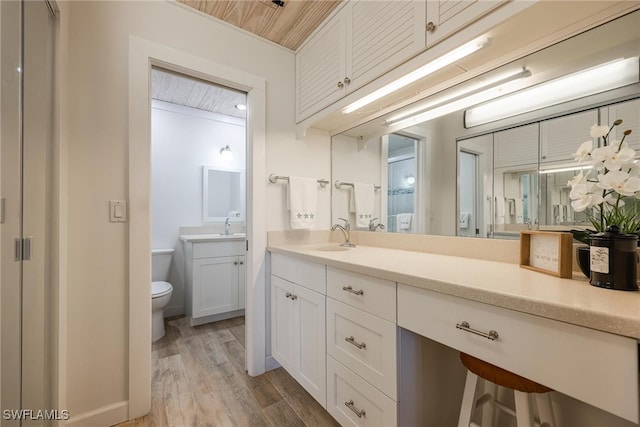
[109,200,127,222]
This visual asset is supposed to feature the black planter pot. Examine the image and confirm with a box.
[576,246,590,279]
[589,226,639,291]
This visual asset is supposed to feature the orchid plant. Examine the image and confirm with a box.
[568,119,639,235]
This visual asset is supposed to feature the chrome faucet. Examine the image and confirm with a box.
[224,217,231,235]
[331,218,356,248]
[368,218,385,232]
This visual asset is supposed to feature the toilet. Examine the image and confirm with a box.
[151,248,174,342]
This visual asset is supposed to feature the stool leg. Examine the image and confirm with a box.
[480,381,497,427]
[535,393,556,427]
[458,371,479,427]
[513,391,534,427]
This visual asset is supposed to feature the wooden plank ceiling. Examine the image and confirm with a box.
[178,0,342,50]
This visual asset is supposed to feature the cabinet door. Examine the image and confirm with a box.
[347,0,426,91]
[540,109,598,164]
[296,10,347,122]
[271,275,295,373]
[605,98,640,150]
[192,256,239,318]
[494,123,538,168]
[238,255,246,310]
[426,0,505,47]
[294,284,327,408]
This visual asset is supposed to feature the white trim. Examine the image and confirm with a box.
[266,355,281,372]
[129,36,267,420]
[65,401,128,427]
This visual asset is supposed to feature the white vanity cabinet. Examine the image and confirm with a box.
[270,254,327,407]
[181,235,246,326]
[296,0,426,122]
[325,268,398,426]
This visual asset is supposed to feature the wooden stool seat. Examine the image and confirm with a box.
[458,353,557,427]
[460,353,553,394]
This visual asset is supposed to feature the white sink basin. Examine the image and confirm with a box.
[304,244,351,252]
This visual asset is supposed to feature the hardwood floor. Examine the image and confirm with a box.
[115,316,339,427]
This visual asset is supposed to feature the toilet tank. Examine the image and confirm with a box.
[152,248,174,282]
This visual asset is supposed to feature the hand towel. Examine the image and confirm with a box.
[495,197,505,225]
[396,213,413,232]
[515,198,524,224]
[287,176,317,229]
[351,183,375,228]
[459,212,470,229]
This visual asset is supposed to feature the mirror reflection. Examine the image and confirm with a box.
[331,11,640,239]
[203,166,245,222]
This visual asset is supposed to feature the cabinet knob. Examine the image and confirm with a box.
[239,261,244,265]
[344,77,351,85]
[285,292,297,300]
[234,261,238,265]
[426,21,436,32]
[337,81,344,89]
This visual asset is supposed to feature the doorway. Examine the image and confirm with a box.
[149,67,247,324]
[128,38,267,419]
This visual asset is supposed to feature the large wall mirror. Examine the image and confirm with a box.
[331,10,640,238]
[203,165,245,222]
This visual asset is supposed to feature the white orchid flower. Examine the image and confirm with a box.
[597,170,640,196]
[604,193,624,207]
[569,182,602,212]
[567,171,587,187]
[572,140,592,162]
[590,124,609,138]
[591,144,636,171]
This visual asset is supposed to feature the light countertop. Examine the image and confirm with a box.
[268,242,640,339]
[179,233,246,242]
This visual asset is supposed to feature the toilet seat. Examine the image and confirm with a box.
[152,281,173,298]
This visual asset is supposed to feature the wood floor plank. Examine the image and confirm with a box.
[114,316,338,427]
[263,400,306,427]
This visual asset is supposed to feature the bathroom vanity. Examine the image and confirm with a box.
[181,234,246,326]
[268,235,640,426]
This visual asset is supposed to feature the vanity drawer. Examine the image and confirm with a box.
[192,241,244,258]
[397,284,640,424]
[271,253,326,294]
[327,267,396,321]
[327,356,397,427]
[327,298,397,399]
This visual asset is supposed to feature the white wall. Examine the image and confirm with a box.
[59,0,325,422]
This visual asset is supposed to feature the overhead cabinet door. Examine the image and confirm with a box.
[540,109,598,164]
[494,123,538,169]
[348,0,426,91]
[602,98,640,150]
[426,0,505,47]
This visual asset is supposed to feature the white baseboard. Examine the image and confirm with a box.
[66,401,128,427]
[265,356,281,372]
[189,309,244,326]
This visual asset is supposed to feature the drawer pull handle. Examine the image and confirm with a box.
[342,285,364,296]
[456,321,499,341]
[285,292,297,301]
[345,336,366,349]
[345,400,366,418]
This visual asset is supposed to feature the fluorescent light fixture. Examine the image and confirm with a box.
[465,57,640,128]
[342,35,491,114]
[539,165,593,174]
[385,68,531,128]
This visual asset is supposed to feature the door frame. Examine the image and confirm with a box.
[128,37,266,419]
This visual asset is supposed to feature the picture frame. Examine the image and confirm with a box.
[520,230,573,278]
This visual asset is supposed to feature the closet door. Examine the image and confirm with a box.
[1,1,24,422]
[21,0,55,418]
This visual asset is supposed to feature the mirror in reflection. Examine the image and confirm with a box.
[331,11,639,239]
[203,166,245,222]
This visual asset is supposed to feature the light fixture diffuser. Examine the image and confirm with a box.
[464,57,640,128]
[342,35,491,114]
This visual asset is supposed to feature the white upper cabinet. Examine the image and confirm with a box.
[494,123,538,169]
[425,0,506,47]
[540,109,598,164]
[296,1,426,122]
[601,98,640,150]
